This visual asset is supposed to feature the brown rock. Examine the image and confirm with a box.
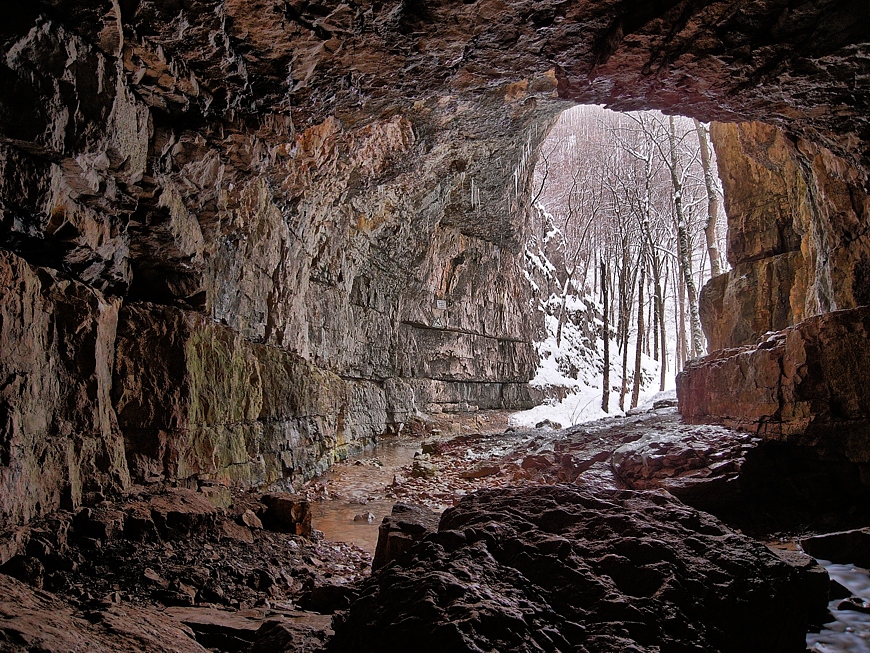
[0,573,207,652]
[240,509,263,530]
[220,520,254,544]
[163,606,262,650]
[0,251,129,528]
[703,122,870,351]
[678,307,870,477]
[260,493,312,538]
[459,462,501,479]
[332,484,827,653]
[372,503,440,571]
[520,454,554,471]
[410,458,439,479]
[250,617,332,653]
[147,489,218,539]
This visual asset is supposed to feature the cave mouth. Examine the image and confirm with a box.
[2,1,870,649]
[512,104,726,429]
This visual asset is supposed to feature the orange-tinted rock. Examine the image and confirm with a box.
[703,122,870,350]
[678,306,870,480]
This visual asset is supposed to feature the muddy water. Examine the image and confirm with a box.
[309,438,424,553]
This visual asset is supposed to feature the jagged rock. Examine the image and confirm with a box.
[331,484,827,653]
[678,306,870,480]
[113,302,386,489]
[372,503,440,571]
[220,521,254,544]
[260,494,313,538]
[144,489,218,540]
[0,251,129,527]
[163,607,262,651]
[0,573,207,652]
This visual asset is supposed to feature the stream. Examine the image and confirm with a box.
[309,438,427,553]
[808,561,870,652]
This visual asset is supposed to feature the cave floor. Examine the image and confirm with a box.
[4,405,870,652]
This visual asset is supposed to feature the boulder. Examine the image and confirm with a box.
[331,484,827,653]
[146,489,219,540]
[372,503,440,571]
[612,426,758,512]
[260,493,313,538]
[678,306,870,481]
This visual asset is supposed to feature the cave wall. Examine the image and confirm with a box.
[2,0,869,527]
[0,6,559,526]
[680,122,870,478]
[701,122,870,350]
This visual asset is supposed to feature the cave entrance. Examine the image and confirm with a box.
[512,105,727,429]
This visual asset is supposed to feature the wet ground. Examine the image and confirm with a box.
[308,405,870,651]
[307,406,678,552]
[308,420,552,552]
[809,562,870,652]
[309,438,422,552]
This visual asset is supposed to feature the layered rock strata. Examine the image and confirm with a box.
[702,121,870,350]
[3,0,870,530]
[678,306,870,484]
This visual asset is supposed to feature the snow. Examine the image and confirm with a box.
[511,279,676,430]
[513,203,678,430]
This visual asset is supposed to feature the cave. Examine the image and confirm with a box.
[1,1,869,651]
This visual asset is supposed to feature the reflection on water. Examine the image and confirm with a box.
[808,561,870,652]
[310,438,424,553]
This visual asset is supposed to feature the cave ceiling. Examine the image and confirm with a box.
[8,0,868,177]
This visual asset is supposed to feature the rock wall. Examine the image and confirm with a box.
[0,251,128,525]
[678,307,870,484]
[2,0,869,527]
[684,124,870,481]
[701,122,870,350]
[0,2,557,527]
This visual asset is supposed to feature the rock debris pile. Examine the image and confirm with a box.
[0,487,367,652]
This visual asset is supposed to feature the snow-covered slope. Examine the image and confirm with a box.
[511,208,673,429]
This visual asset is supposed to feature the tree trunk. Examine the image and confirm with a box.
[694,119,723,277]
[601,259,610,413]
[631,262,645,408]
[669,115,705,358]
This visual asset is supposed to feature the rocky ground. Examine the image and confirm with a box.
[0,487,367,652]
[333,403,869,539]
[2,405,870,652]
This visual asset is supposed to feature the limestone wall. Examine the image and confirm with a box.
[702,122,870,351]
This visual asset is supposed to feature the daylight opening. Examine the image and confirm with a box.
[512,105,728,429]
